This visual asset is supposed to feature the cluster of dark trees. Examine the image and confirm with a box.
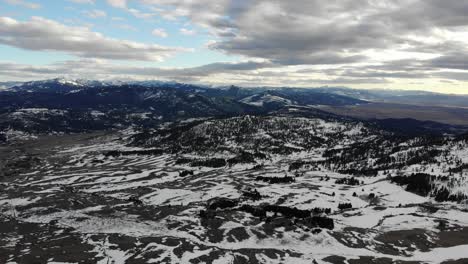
[340,169,379,177]
[319,176,330,181]
[391,173,432,196]
[176,157,227,168]
[311,207,332,214]
[404,149,441,166]
[207,198,238,210]
[228,151,267,165]
[255,175,295,184]
[199,198,335,230]
[289,161,309,171]
[179,170,194,177]
[335,177,361,186]
[289,161,321,172]
[128,196,143,206]
[434,187,467,202]
[242,189,262,201]
[239,204,267,218]
[338,203,352,210]
[304,216,334,230]
[315,132,456,180]
[323,139,393,169]
[191,158,227,168]
[262,205,311,218]
[449,164,468,174]
[175,158,192,164]
[434,175,450,181]
[104,149,164,157]
[239,204,334,230]
[392,173,468,202]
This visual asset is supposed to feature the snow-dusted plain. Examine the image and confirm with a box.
[1,116,468,264]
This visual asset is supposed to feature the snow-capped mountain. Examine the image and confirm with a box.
[4,78,209,92]
[5,78,468,106]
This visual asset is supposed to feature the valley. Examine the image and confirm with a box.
[320,102,468,126]
[1,108,468,263]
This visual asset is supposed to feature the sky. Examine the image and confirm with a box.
[0,0,468,94]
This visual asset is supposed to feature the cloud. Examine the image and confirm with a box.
[128,8,156,19]
[1,58,468,93]
[107,0,126,8]
[0,16,190,61]
[0,59,275,82]
[310,77,391,85]
[129,0,468,93]
[68,0,94,4]
[2,0,468,91]
[426,53,468,70]
[180,28,196,36]
[111,17,125,21]
[435,71,468,82]
[4,0,40,9]
[152,28,168,38]
[83,9,107,18]
[140,1,468,68]
[173,61,275,76]
[118,24,138,32]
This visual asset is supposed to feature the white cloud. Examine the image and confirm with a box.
[152,28,168,38]
[0,16,190,61]
[68,0,94,4]
[4,0,40,9]
[180,28,196,36]
[118,24,138,31]
[83,9,107,18]
[111,17,125,21]
[107,0,126,8]
[128,8,156,19]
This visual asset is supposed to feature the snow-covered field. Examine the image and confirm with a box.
[1,117,468,264]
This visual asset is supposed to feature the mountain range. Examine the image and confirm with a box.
[1,78,468,139]
[2,78,468,263]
